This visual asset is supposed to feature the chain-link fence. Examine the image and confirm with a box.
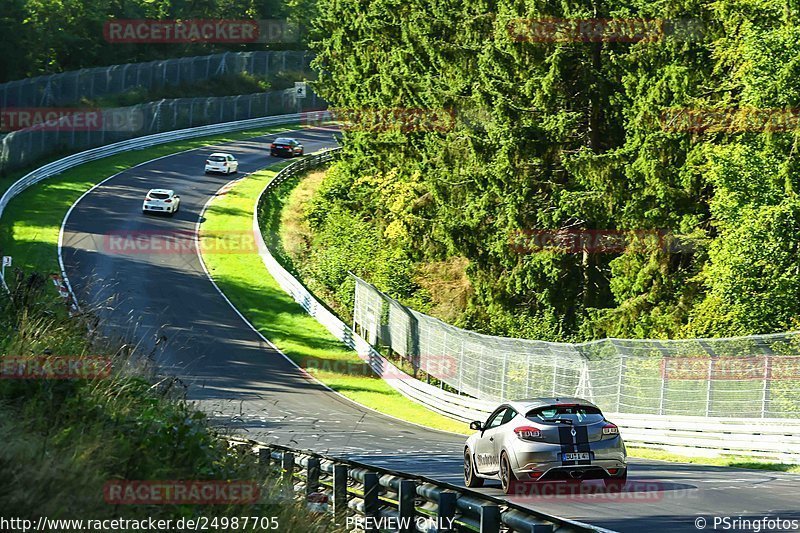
[352,275,800,418]
[0,51,313,107]
[0,89,323,174]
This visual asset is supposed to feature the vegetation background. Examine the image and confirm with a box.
[291,0,800,342]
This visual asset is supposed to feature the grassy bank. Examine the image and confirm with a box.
[0,282,336,529]
[199,163,469,435]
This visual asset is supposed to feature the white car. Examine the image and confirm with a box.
[204,153,239,174]
[142,189,180,216]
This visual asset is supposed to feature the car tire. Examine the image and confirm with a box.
[603,469,627,492]
[464,449,484,488]
[500,452,518,495]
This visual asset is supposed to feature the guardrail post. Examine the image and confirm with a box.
[332,464,348,525]
[306,457,321,497]
[281,451,295,484]
[398,480,416,533]
[258,447,271,475]
[479,504,501,533]
[437,491,456,532]
[363,472,380,532]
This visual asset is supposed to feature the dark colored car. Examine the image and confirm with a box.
[270,137,304,157]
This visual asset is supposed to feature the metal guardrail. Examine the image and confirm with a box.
[228,437,613,533]
[254,150,800,464]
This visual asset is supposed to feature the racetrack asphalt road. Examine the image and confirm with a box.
[59,128,800,532]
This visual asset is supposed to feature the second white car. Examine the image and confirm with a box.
[204,153,239,175]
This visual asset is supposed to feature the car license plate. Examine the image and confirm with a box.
[562,452,591,461]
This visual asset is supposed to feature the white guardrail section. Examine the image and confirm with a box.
[255,151,800,464]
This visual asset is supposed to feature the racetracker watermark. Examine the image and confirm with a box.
[695,516,800,531]
[309,107,456,133]
[508,480,692,502]
[662,356,800,381]
[103,480,260,505]
[509,229,685,254]
[661,107,800,133]
[0,108,143,132]
[507,18,704,43]
[103,19,299,43]
[302,355,457,380]
[0,356,111,379]
[103,230,261,255]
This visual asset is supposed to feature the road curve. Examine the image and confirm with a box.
[59,128,800,532]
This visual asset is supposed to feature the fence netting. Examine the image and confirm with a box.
[352,275,800,418]
[0,89,323,173]
[0,51,313,107]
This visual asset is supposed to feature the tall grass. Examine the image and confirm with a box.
[0,275,336,530]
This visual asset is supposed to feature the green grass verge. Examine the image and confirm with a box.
[0,124,300,277]
[627,447,800,473]
[199,164,470,435]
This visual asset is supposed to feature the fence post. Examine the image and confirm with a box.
[281,451,295,484]
[760,354,772,418]
[258,447,271,475]
[306,457,321,498]
[616,354,626,412]
[363,472,380,532]
[479,504,501,533]
[705,357,714,417]
[398,480,416,533]
[333,464,348,525]
[437,491,457,532]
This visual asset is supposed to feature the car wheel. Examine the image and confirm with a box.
[464,449,484,488]
[500,452,518,495]
[603,469,627,492]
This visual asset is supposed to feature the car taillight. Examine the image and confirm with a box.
[602,423,619,436]
[222,162,227,166]
[514,426,542,441]
[164,199,172,203]
[270,143,276,148]
[145,197,152,201]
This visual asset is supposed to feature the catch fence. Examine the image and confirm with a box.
[0,51,313,107]
[352,275,800,418]
[0,89,323,174]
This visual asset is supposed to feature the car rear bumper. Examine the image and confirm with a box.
[510,438,627,480]
[142,203,173,212]
[205,165,229,173]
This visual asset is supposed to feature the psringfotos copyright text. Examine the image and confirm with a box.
[695,516,800,531]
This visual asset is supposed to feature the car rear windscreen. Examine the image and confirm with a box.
[526,405,604,425]
[208,156,226,162]
[150,193,169,199]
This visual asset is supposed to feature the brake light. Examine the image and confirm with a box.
[164,199,172,203]
[145,197,151,201]
[514,426,542,441]
[602,423,619,436]
[270,143,276,148]
[222,162,227,166]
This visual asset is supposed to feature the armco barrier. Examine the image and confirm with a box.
[255,151,800,464]
[228,437,613,533]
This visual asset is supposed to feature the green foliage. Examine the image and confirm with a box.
[302,0,800,340]
[0,282,334,530]
[0,0,309,82]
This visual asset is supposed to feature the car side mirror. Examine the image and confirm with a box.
[469,421,483,431]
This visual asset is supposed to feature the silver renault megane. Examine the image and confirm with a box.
[464,397,627,494]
